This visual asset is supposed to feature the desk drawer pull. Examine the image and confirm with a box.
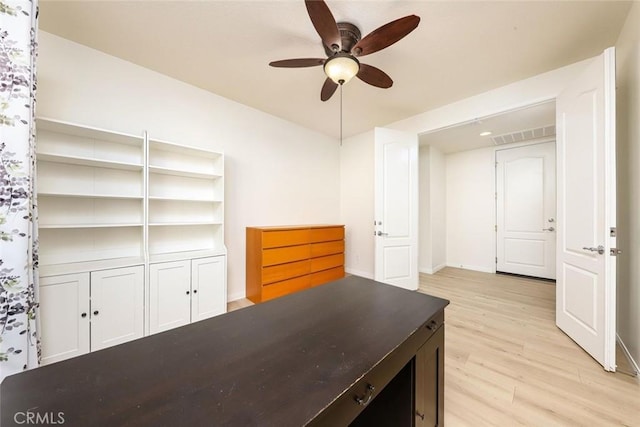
[355,384,375,406]
[427,320,438,331]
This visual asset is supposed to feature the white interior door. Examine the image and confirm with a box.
[556,47,616,371]
[374,127,418,290]
[496,142,556,279]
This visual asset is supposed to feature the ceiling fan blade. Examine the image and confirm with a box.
[357,64,393,88]
[269,58,325,68]
[305,0,341,51]
[321,78,338,101]
[352,15,420,57]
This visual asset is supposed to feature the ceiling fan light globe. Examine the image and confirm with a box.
[324,55,360,85]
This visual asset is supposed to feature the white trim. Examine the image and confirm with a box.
[446,262,495,274]
[419,264,446,275]
[617,334,639,376]
[227,291,245,303]
[603,46,617,372]
[345,267,374,280]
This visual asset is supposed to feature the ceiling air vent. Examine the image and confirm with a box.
[491,124,555,145]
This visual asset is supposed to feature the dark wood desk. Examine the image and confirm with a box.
[1,276,448,426]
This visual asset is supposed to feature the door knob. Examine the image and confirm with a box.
[583,245,605,255]
[542,227,555,231]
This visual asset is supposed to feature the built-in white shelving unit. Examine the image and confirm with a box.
[36,118,227,364]
[37,119,146,275]
[147,137,225,263]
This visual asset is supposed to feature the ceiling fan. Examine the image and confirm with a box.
[269,0,420,101]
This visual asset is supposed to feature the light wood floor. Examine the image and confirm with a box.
[420,267,639,426]
[228,268,640,426]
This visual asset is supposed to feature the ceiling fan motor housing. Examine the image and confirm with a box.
[324,22,362,56]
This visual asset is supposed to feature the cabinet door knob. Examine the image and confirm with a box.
[186,290,190,295]
[193,289,198,294]
[81,313,87,318]
[93,310,99,316]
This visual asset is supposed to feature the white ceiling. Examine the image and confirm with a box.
[39,1,631,140]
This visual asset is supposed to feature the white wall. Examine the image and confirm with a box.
[340,131,375,278]
[37,32,341,301]
[445,147,496,273]
[419,146,432,272]
[430,147,447,270]
[419,145,446,274]
[341,60,591,278]
[615,1,640,370]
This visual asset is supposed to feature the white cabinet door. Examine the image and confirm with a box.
[191,256,226,322]
[90,266,144,351]
[149,260,191,334]
[39,273,90,365]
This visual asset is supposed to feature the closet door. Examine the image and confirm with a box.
[191,256,226,322]
[149,261,191,333]
[90,266,144,351]
[39,273,90,365]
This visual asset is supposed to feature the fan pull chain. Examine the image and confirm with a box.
[340,83,343,146]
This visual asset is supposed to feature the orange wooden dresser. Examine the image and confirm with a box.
[246,225,345,303]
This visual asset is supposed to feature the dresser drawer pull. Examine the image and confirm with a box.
[355,384,375,406]
[427,320,438,331]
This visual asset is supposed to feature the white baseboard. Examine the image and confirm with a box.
[345,267,374,279]
[419,264,446,275]
[446,262,495,274]
[227,291,246,303]
[617,334,639,376]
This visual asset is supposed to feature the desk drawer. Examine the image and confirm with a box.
[311,240,344,258]
[262,244,310,266]
[311,254,344,273]
[310,227,344,243]
[262,260,310,285]
[262,229,310,248]
[262,275,310,301]
[308,310,445,426]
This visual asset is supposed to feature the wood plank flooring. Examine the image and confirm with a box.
[228,268,639,425]
[420,267,640,426]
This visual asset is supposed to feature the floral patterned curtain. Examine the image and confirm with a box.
[0,0,40,382]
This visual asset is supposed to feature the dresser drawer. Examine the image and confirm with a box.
[262,275,311,301]
[263,245,310,267]
[311,254,344,273]
[310,226,344,243]
[262,260,310,285]
[262,229,310,248]
[311,240,345,258]
[310,266,345,287]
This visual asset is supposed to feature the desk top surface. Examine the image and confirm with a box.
[2,276,448,426]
